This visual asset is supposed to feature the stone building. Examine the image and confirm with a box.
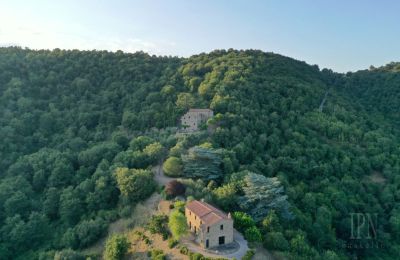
[180,109,213,132]
[185,200,234,249]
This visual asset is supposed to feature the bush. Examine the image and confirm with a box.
[173,200,186,213]
[242,249,255,260]
[151,249,166,260]
[168,238,178,248]
[134,230,152,244]
[190,252,205,260]
[104,234,130,260]
[168,209,187,240]
[163,157,183,177]
[179,245,189,255]
[114,168,156,203]
[147,215,169,239]
[232,212,255,233]
[244,226,262,243]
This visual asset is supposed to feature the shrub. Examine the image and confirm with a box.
[242,249,255,260]
[163,157,183,177]
[168,238,178,248]
[104,234,130,260]
[114,168,156,203]
[168,209,187,240]
[232,212,256,233]
[151,249,166,260]
[190,252,205,260]
[147,215,169,239]
[173,200,186,213]
[244,226,262,242]
[134,231,152,245]
[179,245,189,255]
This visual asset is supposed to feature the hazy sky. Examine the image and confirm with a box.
[0,0,399,72]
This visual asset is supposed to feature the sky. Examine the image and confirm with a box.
[0,0,399,72]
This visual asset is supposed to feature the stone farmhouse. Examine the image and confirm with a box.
[180,109,213,132]
[185,200,234,249]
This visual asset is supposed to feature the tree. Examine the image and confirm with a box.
[165,180,186,198]
[147,215,169,239]
[168,209,187,240]
[59,187,84,225]
[43,187,60,219]
[176,93,195,110]
[143,142,164,164]
[114,167,156,202]
[239,172,292,221]
[390,211,400,241]
[264,232,289,251]
[232,212,255,232]
[212,183,238,211]
[4,191,31,218]
[104,234,130,260]
[182,147,222,181]
[129,136,154,151]
[290,234,316,258]
[244,226,262,242]
[261,210,281,233]
[74,218,107,248]
[163,157,183,177]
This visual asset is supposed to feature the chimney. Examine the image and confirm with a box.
[228,212,231,219]
[201,198,205,203]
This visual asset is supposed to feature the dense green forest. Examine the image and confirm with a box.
[0,47,399,259]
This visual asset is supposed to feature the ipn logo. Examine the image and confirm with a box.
[350,213,378,240]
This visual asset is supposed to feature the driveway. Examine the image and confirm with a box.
[152,164,176,186]
[183,230,249,260]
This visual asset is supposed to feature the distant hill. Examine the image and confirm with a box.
[0,47,399,259]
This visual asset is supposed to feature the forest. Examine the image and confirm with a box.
[0,47,399,259]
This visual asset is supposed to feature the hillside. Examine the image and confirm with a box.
[0,47,399,259]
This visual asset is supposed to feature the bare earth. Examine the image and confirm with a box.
[153,164,178,186]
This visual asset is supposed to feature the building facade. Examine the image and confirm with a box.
[185,200,234,249]
[180,109,213,132]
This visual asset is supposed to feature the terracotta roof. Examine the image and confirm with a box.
[186,200,230,226]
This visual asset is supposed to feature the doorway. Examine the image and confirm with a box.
[218,236,225,245]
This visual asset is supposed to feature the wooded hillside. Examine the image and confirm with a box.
[0,47,399,259]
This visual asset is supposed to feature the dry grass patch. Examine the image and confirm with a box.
[128,228,188,260]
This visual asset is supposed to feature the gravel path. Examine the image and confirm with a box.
[152,164,177,186]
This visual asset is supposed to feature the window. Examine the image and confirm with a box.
[219,236,225,245]
[189,211,191,216]
[220,224,223,230]
[195,216,196,220]
[200,221,202,225]
[207,226,210,233]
